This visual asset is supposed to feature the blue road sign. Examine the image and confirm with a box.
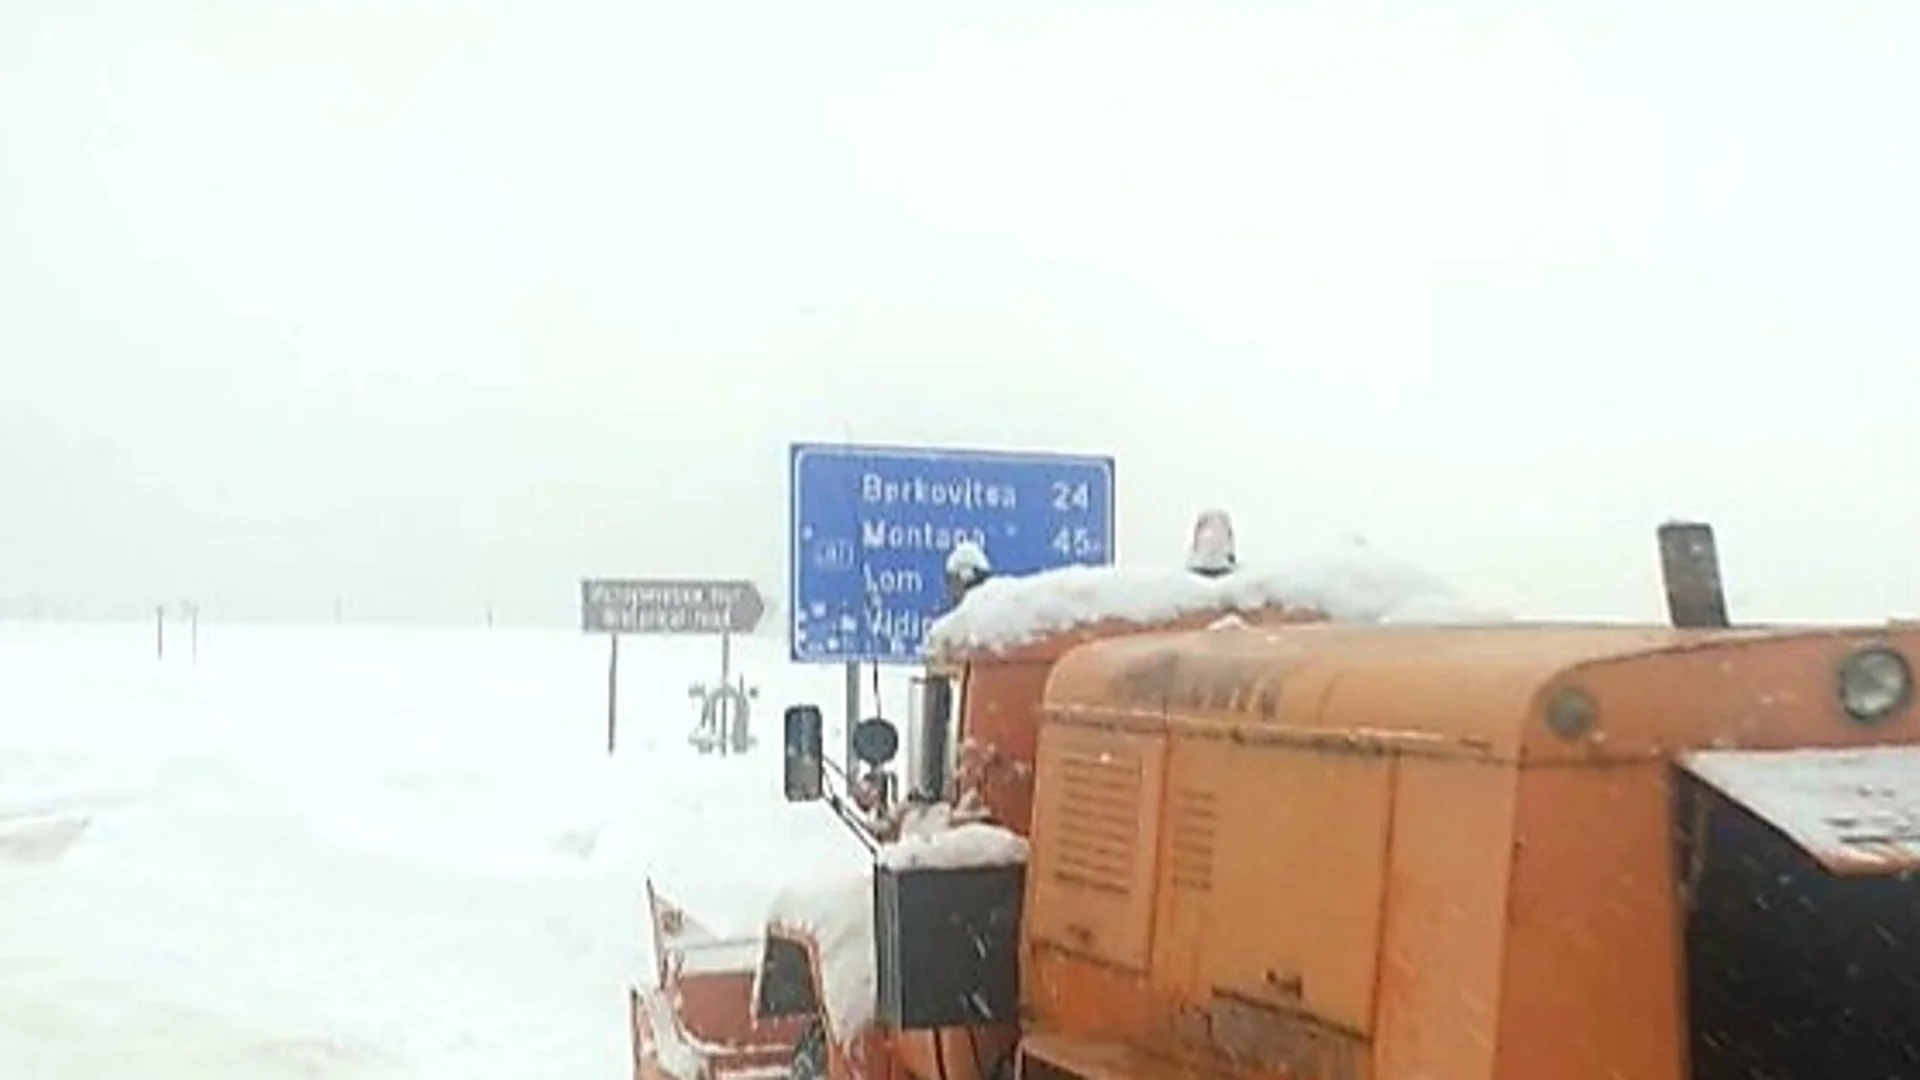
[789,443,1116,664]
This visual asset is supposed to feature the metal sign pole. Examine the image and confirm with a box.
[844,661,861,777]
[606,633,621,756]
[719,631,733,755]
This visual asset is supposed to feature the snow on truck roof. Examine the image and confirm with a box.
[924,541,1504,656]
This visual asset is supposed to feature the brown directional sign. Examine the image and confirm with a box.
[580,578,766,635]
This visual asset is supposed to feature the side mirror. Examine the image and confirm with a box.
[783,704,825,802]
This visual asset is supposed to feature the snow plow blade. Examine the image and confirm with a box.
[632,877,806,1080]
[1678,746,1920,876]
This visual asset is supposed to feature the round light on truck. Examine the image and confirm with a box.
[1543,686,1600,741]
[1837,646,1914,724]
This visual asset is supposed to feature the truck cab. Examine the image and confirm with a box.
[752,516,1489,1080]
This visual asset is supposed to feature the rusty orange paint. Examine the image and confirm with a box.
[633,975,808,1080]
[1487,760,1684,1080]
[945,604,1324,838]
[888,1025,1021,1080]
[1370,755,1513,1080]
[951,657,1052,836]
[1020,622,1920,1080]
[634,881,808,1080]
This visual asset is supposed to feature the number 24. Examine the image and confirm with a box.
[1051,481,1091,512]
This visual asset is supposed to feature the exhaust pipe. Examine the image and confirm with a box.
[1658,520,1731,629]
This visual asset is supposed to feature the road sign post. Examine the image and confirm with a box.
[606,632,620,754]
[580,577,767,755]
[788,442,1115,774]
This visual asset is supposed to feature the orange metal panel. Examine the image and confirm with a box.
[1202,745,1393,1037]
[1147,735,1230,1004]
[1370,756,1516,1080]
[1023,942,1168,1047]
[1026,724,1167,972]
[1491,762,1685,1080]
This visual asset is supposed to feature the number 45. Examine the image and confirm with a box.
[1051,481,1091,512]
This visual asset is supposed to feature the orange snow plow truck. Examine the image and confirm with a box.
[633,515,1920,1080]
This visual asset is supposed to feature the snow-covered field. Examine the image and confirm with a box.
[0,620,879,1079]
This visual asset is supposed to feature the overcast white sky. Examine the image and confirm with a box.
[2,1,1915,624]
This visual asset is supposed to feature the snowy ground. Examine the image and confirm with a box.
[0,620,884,1079]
